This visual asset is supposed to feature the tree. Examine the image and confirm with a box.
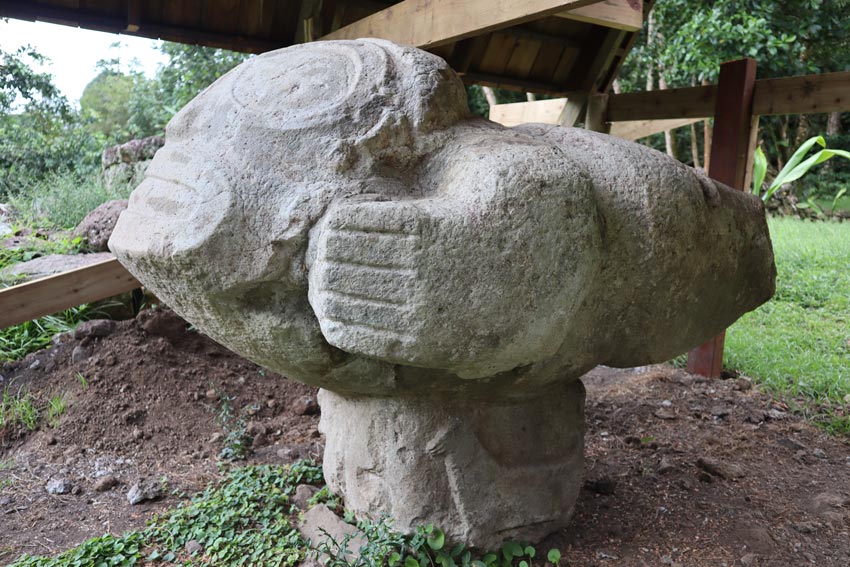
[0,45,102,197]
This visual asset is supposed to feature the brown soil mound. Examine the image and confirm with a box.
[0,313,848,566]
[0,308,319,561]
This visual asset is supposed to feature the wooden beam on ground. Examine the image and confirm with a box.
[488,97,567,126]
[321,0,603,49]
[0,258,140,330]
[555,0,643,32]
[686,58,758,378]
[610,117,701,140]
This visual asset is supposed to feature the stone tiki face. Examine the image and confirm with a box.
[111,39,775,548]
[111,39,774,399]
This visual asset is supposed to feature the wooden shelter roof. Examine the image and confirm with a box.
[0,0,650,96]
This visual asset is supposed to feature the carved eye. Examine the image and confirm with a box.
[229,42,390,130]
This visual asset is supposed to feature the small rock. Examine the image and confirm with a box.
[94,475,118,492]
[793,521,820,534]
[733,378,753,391]
[138,309,187,342]
[127,480,162,505]
[52,332,72,346]
[697,471,714,483]
[185,540,203,554]
[205,389,219,402]
[46,478,73,495]
[584,476,616,495]
[293,395,319,416]
[28,359,41,370]
[73,319,116,340]
[740,553,757,566]
[71,345,90,363]
[298,504,367,560]
[251,433,267,448]
[764,408,788,421]
[812,448,827,459]
[104,354,117,366]
[657,456,676,474]
[661,400,672,407]
[293,484,320,509]
[696,457,745,480]
[266,399,277,409]
[653,408,677,420]
[246,422,267,436]
[209,431,224,444]
[777,437,807,452]
[131,427,144,441]
[710,406,730,418]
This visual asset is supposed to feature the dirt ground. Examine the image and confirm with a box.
[1,309,848,566]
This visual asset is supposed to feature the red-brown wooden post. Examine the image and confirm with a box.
[686,58,758,377]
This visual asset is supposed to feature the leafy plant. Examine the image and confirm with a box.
[46,394,66,427]
[753,135,850,203]
[0,306,92,362]
[215,394,252,461]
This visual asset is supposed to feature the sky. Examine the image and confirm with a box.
[0,18,167,104]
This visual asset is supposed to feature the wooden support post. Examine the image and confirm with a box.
[585,93,610,132]
[686,58,758,378]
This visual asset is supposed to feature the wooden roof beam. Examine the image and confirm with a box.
[0,0,286,54]
[555,0,643,32]
[321,0,605,49]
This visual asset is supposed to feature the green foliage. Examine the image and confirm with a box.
[0,386,39,432]
[726,219,850,421]
[0,307,91,362]
[8,461,564,567]
[216,394,253,462]
[80,70,137,141]
[755,136,850,201]
[46,394,66,427]
[9,171,133,229]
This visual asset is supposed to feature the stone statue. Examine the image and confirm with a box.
[110,39,775,549]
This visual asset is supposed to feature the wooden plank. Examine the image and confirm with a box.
[555,0,642,32]
[606,84,717,122]
[0,258,140,330]
[753,70,850,116]
[488,97,567,126]
[504,36,544,79]
[686,58,758,378]
[610,117,701,140]
[321,0,603,49]
[603,70,850,123]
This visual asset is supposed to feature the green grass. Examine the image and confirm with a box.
[9,171,132,230]
[726,218,850,425]
[0,386,39,432]
[0,306,92,362]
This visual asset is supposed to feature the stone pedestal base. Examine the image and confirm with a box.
[318,380,586,550]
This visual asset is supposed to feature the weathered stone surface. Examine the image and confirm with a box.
[111,39,774,398]
[102,136,164,189]
[74,199,128,251]
[109,39,776,547]
[319,381,585,549]
[298,504,367,560]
